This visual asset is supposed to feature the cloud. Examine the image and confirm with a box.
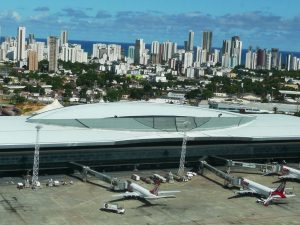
[0,11,21,21]
[60,8,89,18]
[2,9,300,51]
[34,7,50,12]
[95,10,111,19]
[11,11,21,21]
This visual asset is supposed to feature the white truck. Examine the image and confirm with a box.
[153,174,167,183]
[101,203,125,214]
[131,174,140,181]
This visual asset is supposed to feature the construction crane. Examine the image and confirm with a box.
[32,125,42,188]
[177,122,190,177]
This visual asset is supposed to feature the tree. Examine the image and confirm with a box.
[63,88,72,98]
[165,73,176,81]
[201,89,213,99]
[104,89,122,102]
[79,87,88,99]
[185,89,201,100]
[38,60,49,72]
[3,77,11,84]
[11,94,26,104]
[39,87,45,96]
[129,88,144,100]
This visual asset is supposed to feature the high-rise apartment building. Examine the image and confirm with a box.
[222,39,231,55]
[134,39,145,65]
[196,47,207,65]
[278,53,282,70]
[265,51,272,70]
[202,31,212,53]
[48,36,58,72]
[256,48,266,69]
[151,41,160,64]
[151,41,160,54]
[245,49,252,69]
[36,42,45,62]
[162,41,176,62]
[107,44,122,61]
[60,43,88,63]
[230,36,242,67]
[17,26,26,61]
[187,30,194,52]
[212,49,220,65]
[128,46,135,60]
[60,30,68,46]
[286,54,291,71]
[27,50,38,71]
[183,51,193,70]
[271,48,279,69]
[92,43,107,59]
[221,39,231,68]
[28,33,35,44]
[221,36,242,68]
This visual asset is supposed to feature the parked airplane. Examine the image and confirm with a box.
[278,165,300,180]
[113,179,180,201]
[235,178,295,206]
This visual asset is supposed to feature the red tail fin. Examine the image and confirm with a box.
[281,166,289,175]
[150,179,161,195]
[271,181,286,198]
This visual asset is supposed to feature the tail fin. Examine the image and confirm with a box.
[263,181,292,206]
[281,166,290,175]
[271,181,286,198]
[150,179,161,195]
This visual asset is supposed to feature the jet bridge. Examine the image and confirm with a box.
[199,160,242,188]
[69,162,128,191]
[224,158,281,175]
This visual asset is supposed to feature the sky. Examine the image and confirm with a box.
[1,0,300,51]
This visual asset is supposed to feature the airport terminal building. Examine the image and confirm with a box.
[1,102,300,170]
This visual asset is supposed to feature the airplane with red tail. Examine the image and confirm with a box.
[113,179,180,202]
[278,165,300,181]
[235,178,295,206]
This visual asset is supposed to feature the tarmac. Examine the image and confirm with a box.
[0,168,300,225]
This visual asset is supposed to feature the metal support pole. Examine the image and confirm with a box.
[177,121,190,177]
[32,125,42,188]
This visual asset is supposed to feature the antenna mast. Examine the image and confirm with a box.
[32,125,42,188]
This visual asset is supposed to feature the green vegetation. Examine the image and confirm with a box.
[10,94,26,104]
[2,60,300,111]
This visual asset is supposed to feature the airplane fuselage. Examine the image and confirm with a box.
[282,165,300,178]
[128,182,157,198]
[243,178,272,197]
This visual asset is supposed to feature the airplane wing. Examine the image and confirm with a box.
[144,195,176,200]
[279,174,297,179]
[158,190,181,195]
[235,188,257,195]
[112,191,141,198]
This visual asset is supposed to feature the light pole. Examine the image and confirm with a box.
[32,125,42,188]
[177,121,190,177]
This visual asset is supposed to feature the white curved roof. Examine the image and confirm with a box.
[1,113,300,149]
[34,99,64,114]
[29,102,252,120]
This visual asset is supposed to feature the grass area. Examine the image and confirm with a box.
[16,102,45,115]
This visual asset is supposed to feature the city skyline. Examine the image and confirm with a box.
[0,1,300,52]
